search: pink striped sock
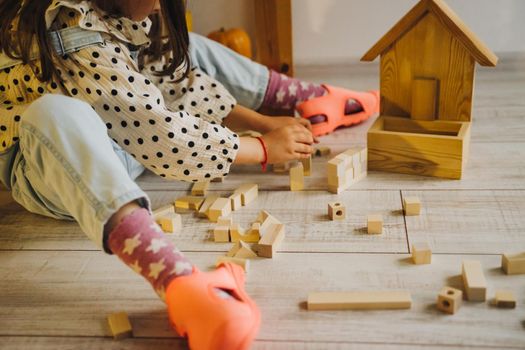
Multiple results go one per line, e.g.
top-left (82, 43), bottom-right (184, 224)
top-left (261, 70), bottom-right (363, 114)
top-left (107, 208), bottom-right (193, 301)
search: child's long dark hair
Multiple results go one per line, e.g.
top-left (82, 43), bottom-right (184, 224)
top-left (0, 0), bottom-right (190, 82)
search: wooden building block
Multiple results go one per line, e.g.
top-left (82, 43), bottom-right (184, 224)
top-left (307, 290), bottom-right (412, 310)
top-left (213, 225), bottom-right (230, 243)
top-left (255, 210), bottom-right (271, 224)
top-left (217, 216), bottom-right (233, 226)
top-left (197, 195), bottom-right (219, 218)
top-left (229, 192), bottom-right (242, 211)
top-left (174, 196), bottom-right (204, 211)
top-left (191, 181), bottom-right (210, 196)
top-left (493, 290), bottom-right (516, 309)
top-left (367, 214), bottom-right (383, 234)
top-left (411, 78), bottom-right (438, 120)
top-left (501, 252), bottom-right (525, 275)
top-left (152, 204), bottom-right (175, 219)
top-left (257, 223), bottom-right (285, 258)
top-left (216, 256), bottom-right (250, 272)
top-left (231, 223), bottom-right (260, 243)
top-left (314, 146), bottom-right (331, 157)
top-left (229, 223), bottom-right (245, 243)
top-left (107, 312), bottom-right (133, 340)
top-left (403, 196), bottom-right (421, 216)
top-left (411, 243), bottom-right (432, 264)
top-left (300, 156), bottom-right (312, 176)
top-left (227, 241), bottom-right (257, 259)
top-left (461, 260), bottom-right (487, 301)
top-left (156, 213), bottom-right (182, 234)
top-left (234, 183), bottom-right (258, 206)
top-left (436, 286), bottom-right (462, 314)
top-left (290, 163), bottom-right (304, 191)
top-left (258, 212), bottom-right (281, 237)
top-left (328, 202), bottom-right (346, 221)
top-left (208, 198), bottom-right (232, 222)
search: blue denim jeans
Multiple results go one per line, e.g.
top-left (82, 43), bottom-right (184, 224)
top-left (0, 33), bottom-right (270, 250)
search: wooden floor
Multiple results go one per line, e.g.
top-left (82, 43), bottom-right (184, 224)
top-left (1, 54), bottom-right (525, 349)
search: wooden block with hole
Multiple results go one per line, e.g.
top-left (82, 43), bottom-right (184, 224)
top-left (234, 183), bottom-right (258, 206)
top-left (461, 260), bottom-right (487, 301)
top-left (174, 196), bottom-right (205, 211)
top-left (231, 223), bottom-right (260, 243)
top-left (436, 286), bottom-right (462, 314)
top-left (229, 192), bottom-right (242, 211)
top-left (501, 252), bottom-right (525, 275)
top-left (257, 223), bottom-right (285, 258)
top-left (107, 312), bottom-right (133, 340)
top-left (213, 225), bottom-right (230, 243)
top-left (156, 213), bottom-right (182, 234)
top-left (307, 290), bottom-right (412, 310)
top-left (411, 243), bottom-right (431, 264)
top-left (197, 194), bottom-right (219, 218)
top-left (328, 202), bottom-right (346, 221)
top-left (367, 214), bottom-right (383, 234)
top-left (208, 197), bottom-right (232, 222)
top-left (403, 196), bottom-right (421, 216)
top-left (300, 156), bottom-right (312, 176)
top-left (290, 163), bottom-right (304, 191)
top-left (493, 290), bottom-right (516, 309)
top-left (216, 256), bottom-right (250, 273)
top-left (229, 223), bottom-right (245, 243)
top-left (191, 181), bottom-right (209, 196)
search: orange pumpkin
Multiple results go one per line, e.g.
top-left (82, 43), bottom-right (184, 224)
top-left (207, 28), bottom-right (252, 59)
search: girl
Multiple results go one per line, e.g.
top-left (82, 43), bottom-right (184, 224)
top-left (0, 0), bottom-right (378, 348)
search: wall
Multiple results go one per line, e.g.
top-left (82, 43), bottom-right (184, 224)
top-left (190, 0), bottom-right (525, 65)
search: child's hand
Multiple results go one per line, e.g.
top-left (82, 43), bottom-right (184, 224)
top-left (261, 124), bottom-right (314, 164)
top-left (261, 115), bottom-right (319, 143)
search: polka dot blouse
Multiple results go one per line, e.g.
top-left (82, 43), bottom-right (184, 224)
top-left (0, 0), bottom-right (239, 182)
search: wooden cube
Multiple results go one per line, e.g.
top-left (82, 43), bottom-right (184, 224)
top-left (501, 252), bottom-right (525, 275)
top-left (462, 260), bottom-right (487, 301)
top-left (208, 198), bottom-right (232, 222)
top-left (403, 196), bottom-right (421, 216)
top-left (290, 163), bottom-right (304, 191)
top-left (107, 312), bottom-right (133, 340)
top-left (156, 213), bottom-right (182, 233)
top-left (367, 214), bottom-right (383, 234)
top-left (213, 225), bottom-right (230, 243)
top-left (411, 243), bottom-right (432, 264)
top-left (191, 181), bottom-right (209, 196)
top-left (493, 290), bottom-right (516, 309)
top-left (436, 287), bottom-right (462, 314)
top-left (328, 202), bottom-right (346, 221)
top-left (257, 223), bottom-right (285, 258)
top-left (216, 256), bottom-right (250, 272)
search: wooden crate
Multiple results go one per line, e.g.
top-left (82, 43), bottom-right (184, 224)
top-left (367, 116), bottom-right (471, 179)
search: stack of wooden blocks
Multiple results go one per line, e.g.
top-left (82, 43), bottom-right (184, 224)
top-left (327, 147), bottom-right (367, 194)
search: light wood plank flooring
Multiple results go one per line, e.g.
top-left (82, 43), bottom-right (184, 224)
top-left (1, 54), bottom-right (524, 349)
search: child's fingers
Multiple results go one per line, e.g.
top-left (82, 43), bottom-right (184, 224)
top-left (294, 143), bottom-right (314, 155)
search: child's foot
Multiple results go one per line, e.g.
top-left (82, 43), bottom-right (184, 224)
top-left (166, 262), bottom-right (260, 350)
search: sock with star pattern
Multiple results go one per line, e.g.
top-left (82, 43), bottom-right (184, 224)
top-left (260, 69), bottom-right (363, 114)
top-left (107, 208), bottom-right (193, 301)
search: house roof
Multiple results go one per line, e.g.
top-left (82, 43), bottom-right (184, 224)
top-left (361, 0), bottom-right (498, 66)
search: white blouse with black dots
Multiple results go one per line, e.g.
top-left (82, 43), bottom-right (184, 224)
top-left (0, 0), bottom-right (239, 182)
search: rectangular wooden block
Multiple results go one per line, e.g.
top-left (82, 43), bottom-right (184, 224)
top-left (328, 202), bottom-right (346, 221)
top-left (216, 256), bottom-right (250, 272)
top-left (411, 78), bottom-right (438, 121)
top-left (501, 252), bottom-right (525, 275)
top-left (229, 192), bottom-right (243, 211)
top-left (436, 286), bottom-right (462, 314)
top-left (208, 198), bottom-right (232, 222)
top-left (462, 260), bottom-right (487, 301)
top-left (197, 195), bottom-right (219, 218)
top-left (107, 312), bottom-right (133, 340)
top-left (174, 196), bottom-right (204, 211)
top-left (258, 211), bottom-right (281, 237)
top-left (290, 163), bottom-right (304, 191)
top-left (403, 196), bottom-right (421, 216)
top-left (493, 290), bottom-right (516, 309)
top-left (411, 243), bottom-right (431, 264)
top-left (213, 225), bottom-right (230, 243)
top-left (191, 181), bottom-right (209, 196)
top-left (367, 214), bottom-right (383, 234)
top-left (152, 204), bottom-right (175, 220)
top-left (307, 290), bottom-right (412, 310)
top-left (300, 156), bottom-right (312, 176)
top-left (156, 213), bottom-right (182, 234)
top-left (234, 183), bottom-right (258, 206)
top-left (257, 223), bottom-right (285, 258)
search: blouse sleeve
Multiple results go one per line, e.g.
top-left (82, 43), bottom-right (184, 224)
top-left (56, 41), bottom-right (239, 182)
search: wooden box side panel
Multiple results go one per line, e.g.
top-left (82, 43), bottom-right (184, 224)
top-left (367, 119), bottom-right (470, 179)
top-left (380, 12), bottom-right (475, 122)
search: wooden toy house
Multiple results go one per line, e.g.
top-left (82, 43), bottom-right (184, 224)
top-left (361, 0), bottom-right (498, 179)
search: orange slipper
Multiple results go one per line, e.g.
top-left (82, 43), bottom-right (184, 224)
top-left (296, 85), bottom-right (380, 137)
top-left (166, 262), bottom-right (261, 350)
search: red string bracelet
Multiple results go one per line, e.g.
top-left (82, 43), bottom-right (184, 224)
top-left (255, 136), bottom-right (268, 172)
